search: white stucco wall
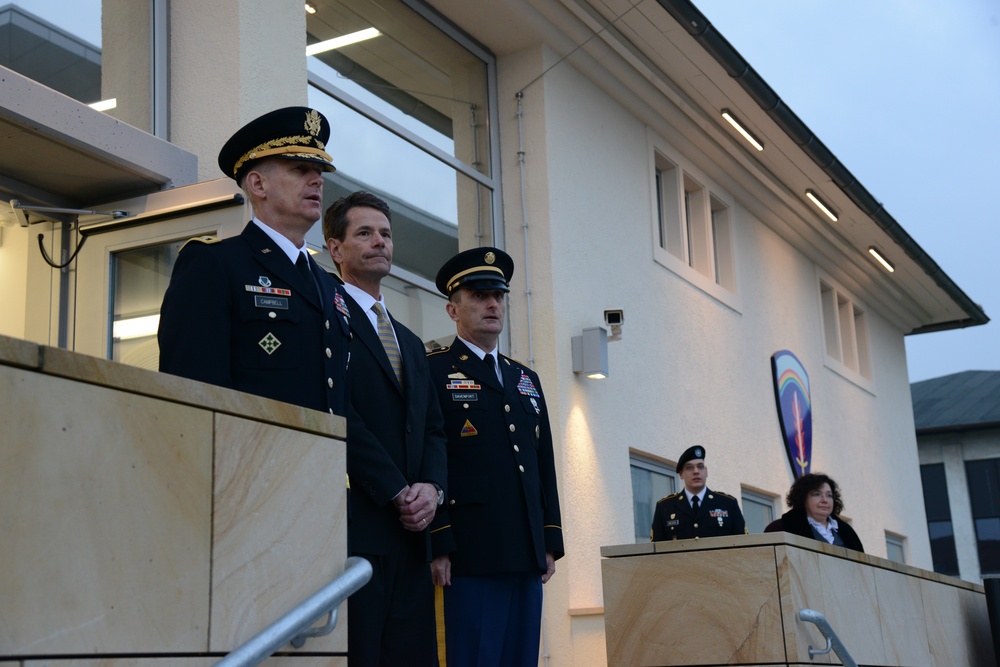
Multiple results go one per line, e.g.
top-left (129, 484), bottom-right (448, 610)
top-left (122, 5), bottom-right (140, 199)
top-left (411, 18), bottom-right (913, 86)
top-left (496, 37), bottom-right (931, 666)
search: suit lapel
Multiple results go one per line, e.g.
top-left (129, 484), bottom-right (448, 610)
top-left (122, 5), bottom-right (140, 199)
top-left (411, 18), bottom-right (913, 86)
top-left (345, 293), bottom-right (402, 393)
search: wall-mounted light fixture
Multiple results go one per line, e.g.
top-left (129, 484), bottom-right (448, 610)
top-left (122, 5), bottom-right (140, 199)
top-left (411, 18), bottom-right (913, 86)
top-left (572, 327), bottom-right (609, 379)
top-left (721, 109), bottom-right (764, 152)
top-left (867, 246), bottom-right (895, 273)
top-left (306, 27), bottom-right (381, 56)
top-left (805, 189), bottom-right (838, 222)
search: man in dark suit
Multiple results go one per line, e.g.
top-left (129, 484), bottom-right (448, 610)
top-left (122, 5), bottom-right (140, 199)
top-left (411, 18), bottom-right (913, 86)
top-left (158, 106), bottom-right (351, 416)
top-left (322, 191), bottom-right (447, 667)
top-left (651, 446), bottom-right (747, 541)
top-left (427, 247), bottom-right (564, 666)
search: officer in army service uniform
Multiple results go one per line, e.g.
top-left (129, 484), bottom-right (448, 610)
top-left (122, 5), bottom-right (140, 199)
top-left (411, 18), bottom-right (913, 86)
top-left (651, 446), bottom-right (747, 541)
top-left (427, 247), bottom-right (564, 667)
top-left (158, 106), bottom-right (351, 416)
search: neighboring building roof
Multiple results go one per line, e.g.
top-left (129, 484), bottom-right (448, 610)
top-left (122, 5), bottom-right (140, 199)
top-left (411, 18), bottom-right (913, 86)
top-left (911, 370), bottom-right (1000, 433)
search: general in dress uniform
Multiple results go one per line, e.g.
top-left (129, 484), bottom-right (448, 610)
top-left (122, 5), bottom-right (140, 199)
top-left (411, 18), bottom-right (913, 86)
top-left (427, 248), bottom-right (563, 667)
top-left (158, 106), bottom-right (351, 416)
top-left (651, 445), bottom-right (747, 541)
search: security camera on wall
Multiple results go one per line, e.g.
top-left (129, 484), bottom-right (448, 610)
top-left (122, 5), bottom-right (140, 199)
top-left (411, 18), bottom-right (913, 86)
top-left (604, 309), bottom-right (623, 340)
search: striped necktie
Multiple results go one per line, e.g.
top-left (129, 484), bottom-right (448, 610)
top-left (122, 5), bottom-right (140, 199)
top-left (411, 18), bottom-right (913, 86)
top-left (372, 302), bottom-right (403, 384)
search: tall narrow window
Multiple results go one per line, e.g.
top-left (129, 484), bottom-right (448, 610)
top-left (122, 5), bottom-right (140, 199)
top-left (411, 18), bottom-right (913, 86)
top-left (966, 458), bottom-right (1000, 574)
top-left (818, 276), bottom-right (873, 383)
top-left (630, 453), bottom-right (677, 543)
top-left (650, 139), bottom-right (738, 308)
top-left (920, 463), bottom-right (959, 576)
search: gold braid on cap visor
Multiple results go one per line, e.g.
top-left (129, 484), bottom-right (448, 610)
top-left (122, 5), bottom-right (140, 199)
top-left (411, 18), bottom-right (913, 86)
top-left (232, 136), bottom-right (333, 175)
top-left (447, 265), bottom-right (506, 293)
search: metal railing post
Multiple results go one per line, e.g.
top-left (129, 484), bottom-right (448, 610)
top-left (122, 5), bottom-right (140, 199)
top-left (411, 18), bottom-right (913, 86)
top-left (798, 608), bottom-right (858, 667)
top-left (214, 556), bottom-right (372, 667)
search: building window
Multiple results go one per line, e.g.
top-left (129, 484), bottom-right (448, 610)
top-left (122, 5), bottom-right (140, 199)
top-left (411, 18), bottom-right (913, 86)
top-left (650, 136), bottom-right (739, 309)
top-left (630, 453), bottom-right (677, 543)
top-left (818, 275), bottom-right (873, 384)
top-left (110, 240), bottom-right (192, 370)
top-left (305, 0), bottom-right (501, 344)
top-left (741, 489), bottom-right (777, 534)
top-left (920, 463), bottom-right (959, 576)
top-left (966, 458), bottom-right (1000, 575)
top-left (885, 533), bottom-right (906, 564)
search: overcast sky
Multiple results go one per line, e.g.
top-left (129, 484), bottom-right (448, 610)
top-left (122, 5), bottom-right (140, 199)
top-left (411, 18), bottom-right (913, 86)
top-left (695, 0), bottom-right (1000, 383)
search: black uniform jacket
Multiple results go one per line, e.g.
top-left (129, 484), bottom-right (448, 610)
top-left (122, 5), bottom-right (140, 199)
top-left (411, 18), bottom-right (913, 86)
top-left (158, 222), bottom-right (350, 415)
top-left (342, 292), bottom-right (447, 558)
top-left (651, 487), bottom-right (747, 541)
top-left (764, 507), bottom-right (865, 553)
top-left (427, 339), bottom-right (564, 576)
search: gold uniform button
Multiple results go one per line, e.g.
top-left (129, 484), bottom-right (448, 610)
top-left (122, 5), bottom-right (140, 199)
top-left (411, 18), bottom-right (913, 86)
top-left (326, 348), bottom-right (332, 358)
top-left (463, 403), bottom-right (469, 409)
top-left (509, 424), bottom-right (516, 432)
top-left (327, 378), bottom-right (334, 388)
top-left (268, 311), bottom-right (277, 319)
top-left (694, 523), bottom-right (699, 528)
top-left (504, 405), bottom-right (511, 413)
top-left (518, 465), bottom-right (525, 473)
top-left (449, 499), bottom-right (456, 506)
top-left (513, 445), bottom-right (520, 452)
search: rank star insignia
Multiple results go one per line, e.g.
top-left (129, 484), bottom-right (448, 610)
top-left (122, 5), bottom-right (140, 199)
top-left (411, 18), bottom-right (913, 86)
top-left (259, 332), bottom-right (281, 355)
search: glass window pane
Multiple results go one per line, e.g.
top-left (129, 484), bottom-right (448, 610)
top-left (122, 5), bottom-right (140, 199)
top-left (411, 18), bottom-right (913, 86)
top-left (975, 518), bottom-right (1000, 574)
top-left (306, 0), bottom-right (491, 176)
top-left (927, 520), bottom-right (959, 576)
top-left (920, 463), bottom-right (952, 522)
top-left (885, 535), bottom-right (905, 564)
top-left (630, 457), bottom-right (675, 543)
top-left (966, 459), bottom-right (1000, 518)
top-left (741, 492), bottom-right (774, 534)
top-left (111, 239), bottom-right (188, 370)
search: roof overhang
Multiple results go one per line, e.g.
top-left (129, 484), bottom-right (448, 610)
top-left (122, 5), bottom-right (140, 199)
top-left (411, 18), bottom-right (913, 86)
top-left (432, 0), bottom-right (988, 334)
top-left (0, 65), bottom-right (197, 209)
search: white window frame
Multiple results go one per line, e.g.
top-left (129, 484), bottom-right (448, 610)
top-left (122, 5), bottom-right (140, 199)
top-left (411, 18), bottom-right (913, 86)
top-left (649, 130), bottom-right (740, 311)
top-left (817, 270), bottom-right (874, 391)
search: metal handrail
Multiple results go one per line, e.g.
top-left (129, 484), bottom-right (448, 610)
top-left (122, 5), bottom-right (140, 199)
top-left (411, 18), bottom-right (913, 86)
top-left (214, 556), bottom-right (372, 667)
top-left (798, 608), bottom-right (858, 667)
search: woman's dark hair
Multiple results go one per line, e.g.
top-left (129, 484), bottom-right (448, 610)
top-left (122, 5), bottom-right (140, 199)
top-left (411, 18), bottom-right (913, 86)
top-left (786, 472), bottom-right (844, 516)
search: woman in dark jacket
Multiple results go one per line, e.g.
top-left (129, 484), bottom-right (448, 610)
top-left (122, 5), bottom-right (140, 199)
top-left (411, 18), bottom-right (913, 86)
top-left (765, 473), bottom-right (864, 553)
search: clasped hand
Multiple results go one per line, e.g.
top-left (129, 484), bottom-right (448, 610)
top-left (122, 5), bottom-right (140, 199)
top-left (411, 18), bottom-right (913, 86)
top-left (394, 482), bottom-right (437, 531)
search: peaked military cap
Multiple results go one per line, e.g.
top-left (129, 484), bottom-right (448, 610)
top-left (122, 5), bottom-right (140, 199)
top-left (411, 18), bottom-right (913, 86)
top-left (218, 106), bottom-right (336, 182)
top-left (435, 247), bottom-right (514, 297)
top-left (676, 445), bottom-right (706, 473)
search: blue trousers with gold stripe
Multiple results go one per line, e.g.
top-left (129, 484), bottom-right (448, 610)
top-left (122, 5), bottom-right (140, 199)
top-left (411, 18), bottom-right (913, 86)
top-left (438, 572), bottom-right (542, 667)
